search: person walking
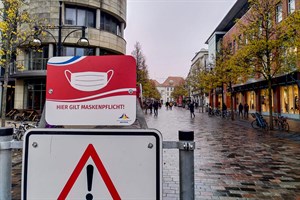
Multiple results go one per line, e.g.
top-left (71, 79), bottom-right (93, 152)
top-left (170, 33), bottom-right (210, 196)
top-left (166, 101), bottom-right (170, 110)
top-left (153, 100), bottom-right (159, 117)
top-left (189, 102), bottom-right (195, 118)
top-left (244, 103), bottom-right (249, 119)
top-left (169, 102), bottom-right (173, 110)
top-left (222, 103), bottom-right (227, 118)
top-left (238, 103), bottom-right (244, 118)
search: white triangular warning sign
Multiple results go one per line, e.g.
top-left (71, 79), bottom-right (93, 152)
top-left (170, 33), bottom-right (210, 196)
top-left (57, 144), bottom-right (121, 200)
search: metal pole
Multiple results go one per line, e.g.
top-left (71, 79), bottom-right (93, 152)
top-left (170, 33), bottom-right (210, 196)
top-left (178, 130), bottom-right (195, 200)
top-left (57, 1), bottom-right (63, 56)
top-left (0, 128), bottom-right (13, 200)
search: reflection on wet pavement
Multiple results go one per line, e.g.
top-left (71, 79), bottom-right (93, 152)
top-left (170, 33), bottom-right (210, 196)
top-left (146, 107), bottom-right (300, 200)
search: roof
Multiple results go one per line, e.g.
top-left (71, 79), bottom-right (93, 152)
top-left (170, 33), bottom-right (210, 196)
top-left (150, 79), bottom-right (161, 87)
top-left (205, 0), bottom-right (249, 44)
top-left (191, 48), bottom-right (208, 62)
top-left (160, 76), bottom-right (185, 87)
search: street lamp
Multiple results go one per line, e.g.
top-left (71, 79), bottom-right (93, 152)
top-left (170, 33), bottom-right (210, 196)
top-left (32, 1), bottom-right (89, 56)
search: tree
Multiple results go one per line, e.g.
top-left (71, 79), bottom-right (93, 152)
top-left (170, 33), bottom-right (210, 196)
top-left (214, 41), bottom-right (246, 120)
top-left (171, 81), bottom-right (188, 103)
top-left (280, 9), bottom-right (300, 60)
top-left (131, 42), bottom-right (160, 100)
top-left (143, 80), bottom-right (161, 100)
top-left (235, 0), bottom-right (292, 129)
top-left (186, 59), bottom-right (209, 112)
top-left (280, 9), bottom-right (300, 88)
top-left (131, 42), bottom-right (148, 85)
top-left (0, 0), bottom-right (44, 127)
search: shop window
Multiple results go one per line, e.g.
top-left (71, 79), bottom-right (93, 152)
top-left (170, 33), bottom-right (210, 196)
top-left (281, 85), bottom-right (299, 114)
top-left (293, 85), bottom-right (299, 114)
top-left (282, 87), bottom-right (289, 113)
top-left (261, 89), bottom-right (273, 113)
top-left (247, 91), bottom-right (256, 110)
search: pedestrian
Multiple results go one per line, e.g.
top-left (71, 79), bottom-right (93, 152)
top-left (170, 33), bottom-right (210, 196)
top-left (169, 102), bottom-right (173, 110)
top-left (238, 103), bottom-right (243, 118)
top-left (145, 99), bottom-right (151, 114)
top-left (166, 101), bottom-right (169, 110)
top-left (153, 100), bottom-right (159, 116)
top-left (244, 103), bottom-right (249, 119)
top-left (222, 103), bottom-right (227, 118)
top-left (189, 102), bottom-right (195, 118)
top-left (149, 100), bottom-right (153, 114)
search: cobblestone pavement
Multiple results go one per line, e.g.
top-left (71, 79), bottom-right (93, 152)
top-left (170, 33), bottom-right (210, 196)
top-left (145, 107), bottom-right (300, 200)
top-left (10, 107), bottom-right (300, 199)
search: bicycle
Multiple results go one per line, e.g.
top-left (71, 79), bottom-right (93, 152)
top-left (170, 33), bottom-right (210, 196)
top-left (251, 112), bottom-right (269, 131)
top-left (7, 121), bottom-right (37, 141)
top-left (273, 115), bottom-right (289, 132)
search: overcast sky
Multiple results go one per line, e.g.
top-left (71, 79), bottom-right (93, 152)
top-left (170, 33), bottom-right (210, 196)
top-left (125, 0), bottom-right (237, 83)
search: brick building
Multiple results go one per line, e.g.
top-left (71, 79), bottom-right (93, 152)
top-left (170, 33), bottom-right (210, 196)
top-left (206, 0), bottom-right (300, 119)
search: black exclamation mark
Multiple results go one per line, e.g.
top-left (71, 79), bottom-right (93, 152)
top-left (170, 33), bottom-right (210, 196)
top-left (86, 164), bottom-right (94, 200)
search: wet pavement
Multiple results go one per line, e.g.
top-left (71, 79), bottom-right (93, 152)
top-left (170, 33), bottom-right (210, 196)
top-left (10, 107), bottom-right (300, 199)
top-left (145, 107), bottom-right (300, 200)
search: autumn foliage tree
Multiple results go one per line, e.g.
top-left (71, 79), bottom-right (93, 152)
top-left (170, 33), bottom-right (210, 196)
top-left (280, 9), bottom-right (300, 71)
top-left (213, 41), bottom-right (246, 120)
top-left (131, 42), bottom-right (160, 100)
top-left (0, 0), bottom-right (44, 126)
top-left (234, 0), bottom-right (294, 129)
top-left (171, 81), bottom-right (188, 103)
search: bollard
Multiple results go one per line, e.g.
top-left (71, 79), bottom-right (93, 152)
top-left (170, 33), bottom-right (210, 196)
top-left (0, 128), bottom-right (13, 200)
top-left (178, 130), bottom-right (195, 200)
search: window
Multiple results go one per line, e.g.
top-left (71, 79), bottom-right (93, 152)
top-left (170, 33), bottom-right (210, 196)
top-left (65, 6), bottom-right (96, 27)
top-left (64, 47), bottom-right (95, 56)
top-left (238, 35), bottom-right (242, 49)
top-left (24, 80), bottom-right (46, 111)
top-left (100, 12), bottom-right (122, 36)
top-left (228, 42), bottom-right (232, 54)
top-left (276, 3), bottom-right (282, 23)
top-left (288, 0), bottom-right (295, 14)
top-left (25, 47), bottom-right (49, 71)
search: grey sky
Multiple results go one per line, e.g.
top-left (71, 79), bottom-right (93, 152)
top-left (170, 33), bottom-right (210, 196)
top-left (125, 0), bottom-right (237, 83)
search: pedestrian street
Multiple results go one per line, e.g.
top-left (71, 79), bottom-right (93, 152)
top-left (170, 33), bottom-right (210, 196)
top-left (145, 106), bottom-right (300, 200)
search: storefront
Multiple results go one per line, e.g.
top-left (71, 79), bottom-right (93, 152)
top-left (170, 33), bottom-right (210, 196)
top-left (233, 72), bottom-right (300, 119)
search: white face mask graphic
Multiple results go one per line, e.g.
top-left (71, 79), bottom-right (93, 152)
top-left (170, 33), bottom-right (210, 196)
top-left (65, 70), bottom-right (114, 92)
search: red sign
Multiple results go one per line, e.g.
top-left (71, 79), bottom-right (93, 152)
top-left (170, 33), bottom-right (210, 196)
top-left (45, 56), bottom-right (136, 126)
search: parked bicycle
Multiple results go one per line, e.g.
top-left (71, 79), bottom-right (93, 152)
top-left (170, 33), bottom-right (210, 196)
top-left (7, 121), bottom-right (38, 141)
top-left (251, 112), bottom-right (269, 131)
top-left (208, 107), bottom-right (222, 117)
top-left (273, 115), bottom-right (289, 132)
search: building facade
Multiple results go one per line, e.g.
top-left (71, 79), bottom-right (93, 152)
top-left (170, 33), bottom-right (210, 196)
top-left (1, 0), bottom-right (127, 114)
top-left (205, 0), bottom-right (300, 119)
top-left (155, 76), bottom-right (185, 104)
top-left (187, 48), bottom-right (209, 106)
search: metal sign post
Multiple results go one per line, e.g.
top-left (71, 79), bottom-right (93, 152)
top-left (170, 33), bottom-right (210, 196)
top-left (0, 128), bottom-right (13, 200)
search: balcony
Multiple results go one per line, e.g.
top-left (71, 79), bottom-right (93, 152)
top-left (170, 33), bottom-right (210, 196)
top-left (9, 58), bottom-right (48, 78)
